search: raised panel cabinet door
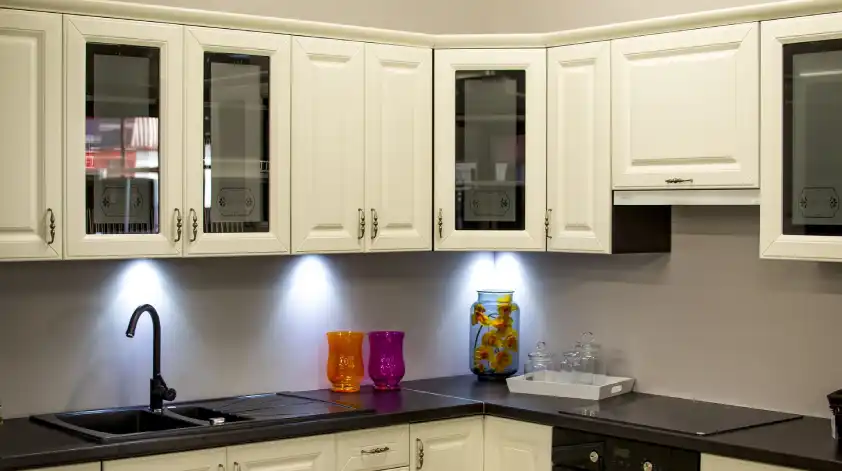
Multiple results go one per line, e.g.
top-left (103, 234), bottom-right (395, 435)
top-left (184, 26), bottom-right (291, 256)
top-left (291, 36), bottom-right (365, 254)
top-left (434, 49), bottom-right (546, 251)
top-left (64, 16), bottom-right (184, 259)
top-left (760, 12), bottom-right (842, 262)
top-left (104, 448), bottom-right (226, 471)
top-left (701, 454), bottom-right (798, 471)
top-left (612, 23), bottom-right (759, 189)
top-left (38, 465), bottom-right (101, 471)
top-left (365, 43), bottom-right (432, 252)
top-left (336, 424), bottom-right (410, 471)
top-left (228, 434), bottom-right (336, 471)
top-left (483, 417), bottom-right (551, 471)
top-left (409, 417), bottom-right (483, 471)
top-left (0, 9), bottom-right (62, 260)
top-left (547, 41), bottom-right (611, 254)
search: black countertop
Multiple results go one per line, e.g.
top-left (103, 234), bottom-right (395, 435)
top-left (403, 376), bottom-right (842, 471)
top-left (2, 376), bottom-right (841, 471)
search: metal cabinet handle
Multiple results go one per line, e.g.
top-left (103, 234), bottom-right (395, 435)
top-left (437, 209), bottom-right (443, 238)
top-left (665, 178), bottom-right (693, 184)
top-left (46, 208), bottom-right (56, 245)
top-left (189, 208), bottom-right (198, 242)
top-left (174, 208), bottom-right (183, 243)
top-left (416, 438), bottom-right (424, 470)
top-left (371, 209), bottom-right (379, 240)
top-left (233, 463), bottom-right (240, 471)
top-left (545, 209), bottom-right (552, 239)
top-left (358, 208), bottom-right (366, 240)
top-left (218, 465), bottom-right (224, 471)
top-left (361, 446), bottom-right (390, 455)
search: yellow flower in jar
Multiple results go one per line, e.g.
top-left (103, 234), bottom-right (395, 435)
top-left (491, 350), bottom-right (513, 371)
top-left (473, 362), bottom-right (486, 373)
top-left (472, 304), bottom-right (489, 326)
top-left (497, 303), bottom-right (513, 318)
top-left (503, 333), bottom-right (518, 352)
top-left (482, 331), bottom-right (502, 348)
top-left (496, 294), bottom-right (512, 304)
top-left (474, 345), bottom-right (493, 362)
top-left (490, 315), bottom-right (513, 333)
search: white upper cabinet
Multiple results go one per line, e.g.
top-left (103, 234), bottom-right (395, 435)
top-left (409, 417), bottom-right (483, 471)
top-left (434, 49), bottom-right (546, 251)
top-left (760, 12), bottom-right (842, 262)
top-left (365, 44), bottom-right (432, 252)
top-left (64, 16), bottom-right (184, 259)
top-left (0, 9), bottom-right (62, 261)
top-left (291, 37), bottom-right (365, 254)
top-left (547, 41), bottom-right (612, 253)
top-left (229, 435), bottom-right (336, 471)
top-left (612, 23), bottom-right (759, 189)
top-left (483, 417), bottom-right (551, 471)
top-left (104, 448), bottom-right (226, 471)
top-left (184, 26), bottom-right (291, 256)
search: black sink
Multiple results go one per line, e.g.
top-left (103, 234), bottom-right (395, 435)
top-left (32, 408), bottom-right (204, 443)
top-left (167, 406), bottom-right (251, 425)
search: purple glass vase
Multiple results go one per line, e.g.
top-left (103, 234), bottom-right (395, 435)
top-left (368, 331), bottom-right (406, 390)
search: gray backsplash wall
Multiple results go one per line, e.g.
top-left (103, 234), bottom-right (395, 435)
top-left (1, 207), bottom-right (841, 418)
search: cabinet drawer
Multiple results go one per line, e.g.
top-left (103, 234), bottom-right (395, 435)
top-left (337, 425), bottom-right (410, 471)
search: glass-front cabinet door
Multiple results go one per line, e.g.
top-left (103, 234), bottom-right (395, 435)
top-left (434, 49), bottom-right (546, 250)
top-left (64, 16), bottom-right (183, 258)
top-left (184, 27), bottom-right (290, 256)
top-left (761, 12), bottom-right (842, 261)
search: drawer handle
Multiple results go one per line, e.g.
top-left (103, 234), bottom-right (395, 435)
top-left (416, 438), bottom-right (424, 469)
top-left (361, 446), bottom-right (390, 455)
top-left (665, 178), bottom-right (693, 184)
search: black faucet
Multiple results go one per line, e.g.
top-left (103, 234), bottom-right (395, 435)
top-left (126, 304), bottom-right (177, 412)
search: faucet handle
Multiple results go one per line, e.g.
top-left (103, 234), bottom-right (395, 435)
top-left (164, 387), bottom-right (177, 402)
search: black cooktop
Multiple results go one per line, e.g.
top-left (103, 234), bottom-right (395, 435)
top-left (560, 393), bottom-right (802, 436)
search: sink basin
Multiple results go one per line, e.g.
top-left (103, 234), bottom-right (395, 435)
top-left (167, 406), bottom-right (251, 425)
top-left (31, 408), bottom-right (204, 443)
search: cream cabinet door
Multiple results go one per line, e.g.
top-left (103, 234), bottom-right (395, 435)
top-left (229, 434), bottom-right (336, 471)
top-left (410, 417), bottom-right (483, 471)
top-left (365, 43), bottom-right (432, 252)
top-left (0, 9), bottom-right (62, 260)
top-left (64, 16), bottom-right (184, 259)
top-left (547, 41), bottom-right (612, 254)
top-left (701, 454), bottom-right (800, 471)
top-left (104, 448), bottom-right (226, 471)
top-left (484, 417), bottom-right (551, 471)
top-left (336, 424), bottom-right (410, 471)
top-left (184, 26), bottom-right (291, 256)
top-left (291, 36), bottom-right (365, 254)
top-left (612, 23), bottom-right (759, 189)
top-left (434, 49), bottom-right (546, 251)
top-left (38, 465), bottom-right (101, 471)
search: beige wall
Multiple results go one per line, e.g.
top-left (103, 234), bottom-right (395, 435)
top-left (137, 0), bottom-right (787, 33)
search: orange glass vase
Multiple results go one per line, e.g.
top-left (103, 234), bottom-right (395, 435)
top-left (326, 331), bottom-right (365, 392)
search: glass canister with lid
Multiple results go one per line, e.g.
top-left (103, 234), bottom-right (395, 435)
top-left (524, 341), bottom-right (555, 380)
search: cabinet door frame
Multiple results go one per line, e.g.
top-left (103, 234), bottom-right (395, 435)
top-left (103, 447), bottom-right (226, 471)
top-left (760, 12), bottom-right (842, 261)
top-left (228, 434), bottom-right (336, 471)
top-left (612, 23), bottom-right (759, 189)
top-left (365, 43), bottom-right (432, 252)
top-left (64, 15), bottom-right (184, 259)
top-left (434, 48), bottom-right (547, 251)
top-left (183, 26), bottom-right (291, 256)
top-left (483, 417), bottom-right (551, 471)
top-left (0, 9), bottom-right (62, 260)
top-left (291, 36), bottom-right (365, 254)
top-left (547, 41), bottom-right (612, 253)
top-left (409, 417), bottom-right (483, 471)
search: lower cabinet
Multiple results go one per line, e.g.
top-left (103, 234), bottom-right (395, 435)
top-left (38, 466), bottom-right (101, 471)
top-left (336, 424), bottom-right (410, 471)
top-left (483, 417), bottom-right (551, 471)
top-left (229, 435), bottom-right (336, 471)
top-left (410, 417), bottom-right (483, 471)
top-left (701, 455), bottom-right (800, 471)
top-left (104, 447), bottom-right (226, 471)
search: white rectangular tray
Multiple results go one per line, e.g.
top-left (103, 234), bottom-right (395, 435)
top-left (506, 370), bottom-right (635, 400)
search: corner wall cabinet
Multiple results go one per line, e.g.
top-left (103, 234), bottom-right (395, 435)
top-left (611, 23), bottom-right (760, 190)
top-left (760, 11), bottom-right (842, 262)
top-left (0, 9), bottom-right (62, 260)
top-left (434, 49), bottom-right (547, 251)
top-left (64, 15), bottom-right (184, 259)
top-left (546, 41), bottom-right (612, 253)
top-left (183, 26), bottom-right (291, 257)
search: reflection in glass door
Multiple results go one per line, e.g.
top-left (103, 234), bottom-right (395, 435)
top-left (455, 70), bottom-right (526, 231)
top-left (85, 44), bottom-right (160, 235)
top-left (203, 52), bottom-right (270, 234)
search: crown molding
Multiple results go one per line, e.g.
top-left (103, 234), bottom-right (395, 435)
top-left (2, 0), bottom-right (842, 49)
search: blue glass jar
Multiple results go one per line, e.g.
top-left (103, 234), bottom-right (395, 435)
top-left (470, 290), bottom-right (519, 380)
